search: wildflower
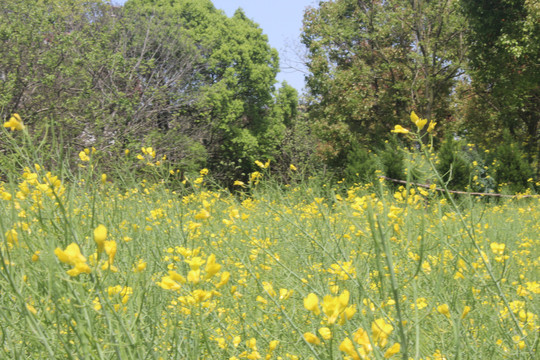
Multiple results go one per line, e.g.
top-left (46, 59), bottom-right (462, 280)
top-left (268, 340), bottom-right (279, 351)
top-left (3, 113), bottom-right (24, 131)
top-left (102, 240), bottom-right (117, 272)
top-left (384, 343), bottom-right (401, 358)
top-left (5, 229), bottom-right (18, 246)
top-left (54, 243), bottom-right (91, 276)
top-left (233, 180), bottom-right (246, 187)
top-left (31, 251), bottom-right (40, 262)
top-left (372, 318), bottom-right (393, 347)
top-left (290, 164), bottom-right (297, 171)
top-left (216, 271), bottom-right (230, 288)
top-left (255, 160), bottom-right (270, 169)
top-left (490, 242), bottom-right (505, 256)
top-left (352, 328), bottom-right (373, 354)
top-left (321, 290), bottom-right (350, 324)
top-left (437, 303), bottom-right (450, 317)
top-left (391, 125), bottom-right (409, 134)
top-left (461, 306), bottom-right (471, 319)
top-left (79, 151), bottom-right (90, 162)
top-left (339, 337), bottom-right (360, 360)
top-left (158, 275), bottom-right (181, 291)
top-left (318, 327), bottom-right (332, 340)
top-left (304, 293), bottom-right (321, 315)
top-left (410, 111), bottom-right (427, 130)
top-left (26, 304), bottom-right (38, 315)
top-left (304, 332), bottom-right (320, 345)
top-left (93, 224), bottom-right (107, 252)
top-left (427, 120), bottom-right (437, 133)
top-left (204, 254), bottom-right (221, 279)
top-left (194, 209), bottom-right (210, 220)
top-left (250, 171), bottom-right (262, 184)
top-left (133, 259), bottom-right (147, 273)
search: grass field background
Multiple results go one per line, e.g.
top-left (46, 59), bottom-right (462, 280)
top-left (0, 122), bottom-right (538, 359)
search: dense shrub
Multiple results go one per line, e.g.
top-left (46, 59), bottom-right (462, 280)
top-left (492, 132), bottom-right (534, 193)
top-left (436, 135), bottom-right (472, 190)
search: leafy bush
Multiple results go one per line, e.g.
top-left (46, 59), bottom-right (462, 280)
top-left (344, 145), bottom-right (378, 183)
top-left (492, 131), bottom-right (534, 193)
top-left (436, 135), bottom-right (472, 190)
top-left (379, 138), bottom-right (405, 181)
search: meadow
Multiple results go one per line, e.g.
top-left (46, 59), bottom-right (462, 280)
top-left (0, 116), bottom-right (538, 360)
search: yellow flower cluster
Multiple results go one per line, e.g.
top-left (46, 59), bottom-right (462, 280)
top-left (3, 113), bottom-right (24, 131)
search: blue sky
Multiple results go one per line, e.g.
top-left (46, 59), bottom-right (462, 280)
top-left (112, 0), bottom-right (315, 92)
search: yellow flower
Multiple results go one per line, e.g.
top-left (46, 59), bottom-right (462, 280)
top-left (79, 151), bottom-right (90, 162)
top-left (133, 259), bottom-right (147, 273)
top-left (391, 125), bottom-right (409, 134)
top-left (216, 271), bottom-right (230, 288)
top-left (384, 343), bottom-right (401, 358)
top-left (437, 303), bottom-right (450, 317)
top-left (290, 164), bottom-right (297, 171)
top-left (204, 254), bottom-right (221, 279)
top-left (427, 120), bottom-right (437, 132)
top-left (490, 242), bottom-right (505, 256)
top-left (339, 337), bottom-right (360, 360)
top-left (158, 276), bottom-right (181, 291)
top-left (461, 305), bottom-right (471, 319)
top-left (352, 328), bottom-right (373, 354)
top-left (320, 290), bottom-right (350, 324)
top-left (54, 243), bottom-right (91, 276)
top-left (103, 240), bottom-right (117, 269)
top-left (268, 340), bottom-right (279, 351)
top-left (410, 111), bottom-right (428, 130)
top-left (304, 293), bottom-right (321, 315)
top-left (233, 180), bottom-right (246, 187)
top-left (250, 171), bottom-right (262, 184)
top-left (318, 327), bottom-right (332, 340)
top-left (31, 251), bottom-right (41, 262)
top-left (3, 113), bottom-right (24, 131)
top-left (5, 229), bottom-right (18, 246)
top-left (372, 318), bottom-right (394, 347)
top-left (303, 332), bottom-right (320, 345)
top-left (93, 224), bottom-right (107, 252)
top-left (194, 209), bottom-right (210, 220)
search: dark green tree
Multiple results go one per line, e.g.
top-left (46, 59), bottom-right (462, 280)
top-left (301, 0), bottom-right (467, 166)
top-left (460, 0), bottom-right (540, 176)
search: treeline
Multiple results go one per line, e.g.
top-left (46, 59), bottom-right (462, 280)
top-left (1, 0), bottom-right (538, 192)
top-left (0, 0), bottom-right (298, 183)
top-left (301, 0), bottom-right (539, 193)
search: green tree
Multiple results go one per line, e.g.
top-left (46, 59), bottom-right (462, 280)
top-left (459, 0), bottom-right (540, 176)
top-left (125, 0), bottom-right (286, 178)
top-left (301, 0), bottom-right (467, 165)
top-left (0, 0), bottom-right (207, 175)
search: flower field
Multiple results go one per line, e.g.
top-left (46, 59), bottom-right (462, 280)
top-left (0, 116), bottom-right (538, 360)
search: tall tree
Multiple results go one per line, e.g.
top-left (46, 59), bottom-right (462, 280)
top-left (301, 0), bottom-right (466, 164)
top-left (460, 0), bottom-right (540, 175)
top-left (125, 0), bottom-right (285, 176)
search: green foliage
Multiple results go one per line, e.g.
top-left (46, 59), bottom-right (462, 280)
top-left (125, 0), bottom-right (284, 175)
top-left (492, 131), bottom-right (534, 193)
top-left (301, 0), bottom-right (467, 165)
top-left (436, 135), bottom-right (472, 190)
top-left (344, 145), bottom-right (378, 183)
top-left (0, 0), bottom-right (294, 182)
top-left (459, 0), bottom-right (540, 175)
top-left (379, 139), bottom-right (405, 182)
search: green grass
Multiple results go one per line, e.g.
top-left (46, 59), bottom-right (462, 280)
top-left (0, 125), bottom-right (538, 360)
